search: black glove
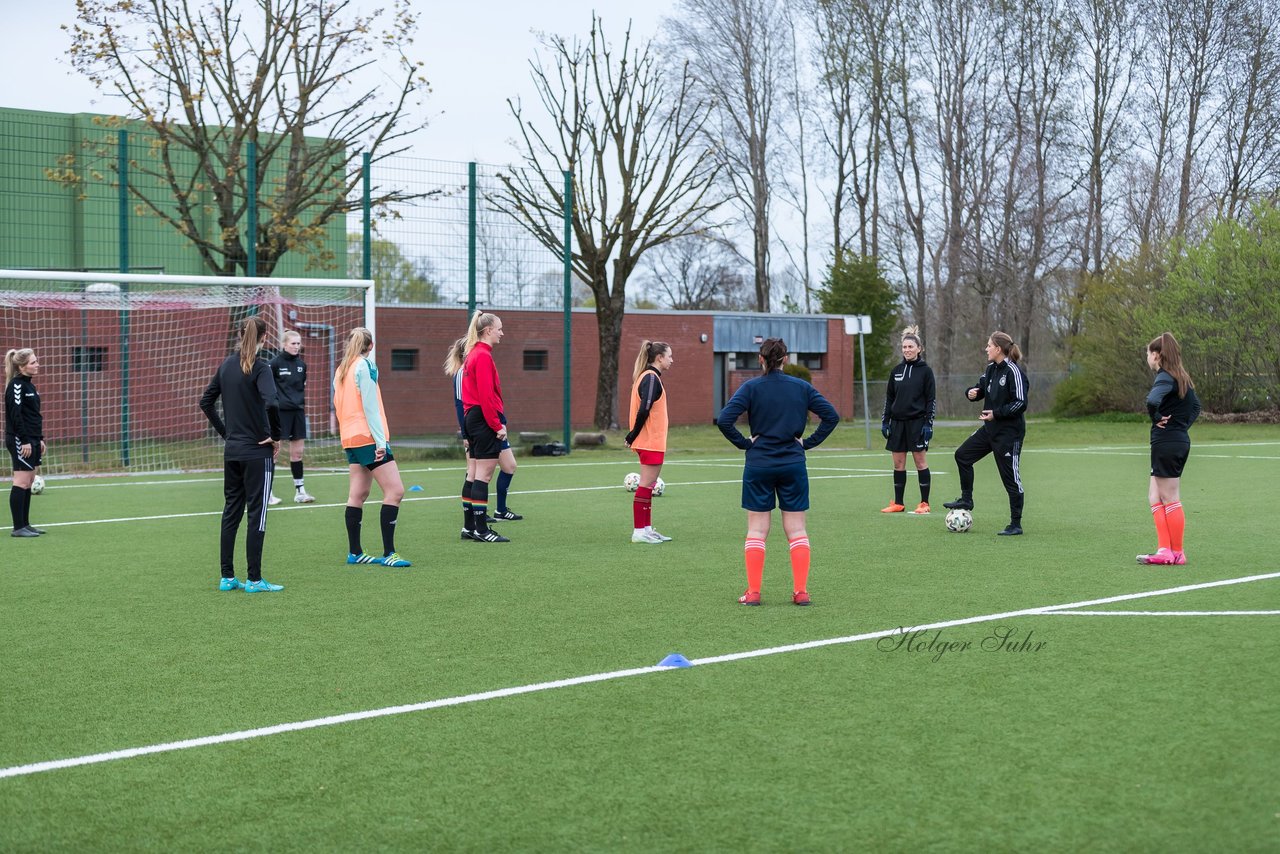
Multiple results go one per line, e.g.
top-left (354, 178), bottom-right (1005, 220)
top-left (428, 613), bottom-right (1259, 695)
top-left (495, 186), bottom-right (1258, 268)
top-left (881, 420), bottom-right (891, 439)
top-left (922, 422), bottom-right (933, 443)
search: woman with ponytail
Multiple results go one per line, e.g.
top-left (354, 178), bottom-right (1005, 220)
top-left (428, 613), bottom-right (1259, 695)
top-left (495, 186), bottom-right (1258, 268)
top-left (1137, 332), bottom-right (1201, 565)
top-left (717, 338), bottom-right (839, 606)
top-left (943, 331), bottom-right (1030, 535)
top-left (625, 340), bottom-right (675, 544)
top-left (333, 327), bottom-right (412, 566)
top-left (199, 316), bottom-right (285, 591)
top-left (5, 348), bottom-right (45, 537)
top-left (879, 325), bottom-right (937, 515)
top-left (460, 311), bottom-right (511, 543)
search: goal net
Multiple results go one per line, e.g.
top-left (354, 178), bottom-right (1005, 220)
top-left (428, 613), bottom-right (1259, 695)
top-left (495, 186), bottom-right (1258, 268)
top-left (0, 270), bottom-right (373, 476)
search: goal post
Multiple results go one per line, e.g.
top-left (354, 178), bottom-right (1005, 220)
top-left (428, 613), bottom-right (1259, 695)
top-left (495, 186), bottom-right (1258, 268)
top-left (0, 269), bottom-right (374, 476)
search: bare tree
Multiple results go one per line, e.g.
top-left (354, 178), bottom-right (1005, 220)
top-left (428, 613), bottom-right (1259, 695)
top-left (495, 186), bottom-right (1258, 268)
top-left (493, 17), bottom-right (721, 429)
top-left (637, 232), bottom-right (752, 310)
top-left (1217, 0), bottom-right (1280, 219)
top-left (665, 0), bottom-right (790, 311)
top-left (65, 0), bottom-right (430, 277)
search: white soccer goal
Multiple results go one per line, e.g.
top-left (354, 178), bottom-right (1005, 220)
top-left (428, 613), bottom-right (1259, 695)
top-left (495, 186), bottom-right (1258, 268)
top-left (0, 270), bottom-right (374, 476)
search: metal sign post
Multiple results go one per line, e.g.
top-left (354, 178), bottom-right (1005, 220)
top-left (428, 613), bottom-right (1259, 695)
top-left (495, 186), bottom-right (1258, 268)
top-left (843, 315), bottom-right (873, 449)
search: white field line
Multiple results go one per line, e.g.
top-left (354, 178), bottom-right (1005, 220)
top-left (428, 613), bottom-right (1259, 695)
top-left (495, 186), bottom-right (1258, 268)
top-left (1044, 610), bottom-right (1280, 617)
top-left (35, 473), bottom-right (899, 529)
top-left (1, 571), bottom-right (1276, 782)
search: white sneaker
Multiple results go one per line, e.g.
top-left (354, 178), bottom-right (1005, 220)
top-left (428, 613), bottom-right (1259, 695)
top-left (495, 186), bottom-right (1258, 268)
top-left (294, 490), bottom-right (316, 504)
top-left (648, 528), bottom-right (673, 542)
top-left (631, 529), bottom-right (664, 544)
top-left (268, 493), bottom-right (282, 506)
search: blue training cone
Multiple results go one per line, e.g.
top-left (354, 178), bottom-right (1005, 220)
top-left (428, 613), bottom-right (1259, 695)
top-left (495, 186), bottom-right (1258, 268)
top-left (658, 653), bottom-right (693, 668)
top-left (408, 485), bottom-right (424, 492)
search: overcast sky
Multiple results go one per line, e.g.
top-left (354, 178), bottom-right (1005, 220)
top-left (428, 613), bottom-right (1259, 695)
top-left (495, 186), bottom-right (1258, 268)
top-left (2, 0), bottom-right (676, 166)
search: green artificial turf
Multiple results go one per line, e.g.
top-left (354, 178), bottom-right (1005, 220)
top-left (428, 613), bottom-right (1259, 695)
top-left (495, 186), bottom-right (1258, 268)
top-left (1, 421), bottom-right (1278, 851)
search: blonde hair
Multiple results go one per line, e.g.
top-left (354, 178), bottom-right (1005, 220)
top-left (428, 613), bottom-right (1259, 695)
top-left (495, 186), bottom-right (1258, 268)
top-left (281, 330), bottom-right (302, 346)
top-left (901, 324), bottom-right (924, 354)
top-left (989, 331), bottom-right (1022, 364)
top-left (442, 336), bottom-right (467, 377)
top-left (5, 348), bottom-right (35, 384)
top-left (633, 340), bottom-right (671, 381)
top-left (337, 327), bottom-right (373, 383)
top-left (464, 311), bottom-right (501, 354)
top-left (1148, 331), bottom-right (1194, 398)
top-left (238, 316), bottom-right (268, 374)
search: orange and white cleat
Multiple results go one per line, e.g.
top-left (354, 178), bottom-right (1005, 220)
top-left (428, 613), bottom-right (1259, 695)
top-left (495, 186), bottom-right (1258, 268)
top-left (880, 503), bottom-right (906, 513)
top-left (911, 502), bottom-right (931, 515)
top-left (738, 590), bottom-right (762, 606)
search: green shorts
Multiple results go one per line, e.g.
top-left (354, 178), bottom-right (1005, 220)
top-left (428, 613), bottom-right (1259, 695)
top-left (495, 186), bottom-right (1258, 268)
top-left (345, 444), bottom-right (394, 469)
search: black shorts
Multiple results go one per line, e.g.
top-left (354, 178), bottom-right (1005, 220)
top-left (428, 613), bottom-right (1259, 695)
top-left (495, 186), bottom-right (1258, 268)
top-left (8, 436), bottom-right (41, 471)
top-left (464, 407), bottom-right (503, 460)
top-left (885, 416), bottom-right (929, 453)
top-left (279, 410), bottom-right (308, 441)
top-left (1151, 441), bottom-right (1190, 478)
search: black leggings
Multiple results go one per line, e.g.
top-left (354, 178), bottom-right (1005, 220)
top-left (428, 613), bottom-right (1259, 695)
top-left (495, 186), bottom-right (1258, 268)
top-left (954, 427), bottom-right (1024, 523)
top-left (221, 457), bottom-right (274, 581)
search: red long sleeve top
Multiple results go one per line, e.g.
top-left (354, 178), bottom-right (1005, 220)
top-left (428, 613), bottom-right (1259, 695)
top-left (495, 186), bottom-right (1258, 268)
top-left (460, 341), bottom-right (504, 432)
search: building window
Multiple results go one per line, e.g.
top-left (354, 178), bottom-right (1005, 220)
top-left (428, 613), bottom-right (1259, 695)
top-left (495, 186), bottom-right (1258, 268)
top-left (523, 349), bottom-right (549, 371)
top-left (797, 353), bottom-right (823, 371)
top-left (72, 346), bottom-right (107, 373)
top-left (390, 349), bottom-right (418, 371)
top-left (730, 352), bottom-right (758, 370)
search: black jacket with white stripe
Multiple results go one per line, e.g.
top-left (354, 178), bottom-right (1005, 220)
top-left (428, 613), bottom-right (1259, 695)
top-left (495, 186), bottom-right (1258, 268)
top-left (881, 357), bottom-right (937, 423)
top-left (967, 359), bottom-right (1028, 438)
top-left (4, 376), bottom-right (42, 444)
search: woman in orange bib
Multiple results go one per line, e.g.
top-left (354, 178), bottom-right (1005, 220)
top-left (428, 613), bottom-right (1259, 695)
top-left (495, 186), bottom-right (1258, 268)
top-left (624, 340), bottom-right (673, 544)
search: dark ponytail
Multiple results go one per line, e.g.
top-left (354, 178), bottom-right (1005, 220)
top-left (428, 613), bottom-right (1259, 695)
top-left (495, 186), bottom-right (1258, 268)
top-left (760, 338), bottom-right (788, 372)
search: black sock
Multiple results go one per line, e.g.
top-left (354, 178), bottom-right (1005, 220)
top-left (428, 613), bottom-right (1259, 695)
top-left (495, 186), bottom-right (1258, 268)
top-left (471, 481), bottom-right (490, 534)
top-left (918, 468), bottom-right (931, 503)
top-left (10, 486), bottom-right (23, 530)
top-left (893, 470), bottom-right (907, 504)
top-left (21, 487), bottom-right (32, 529)
top-left (496, 470), bottom-right (513, 513)
top-left (291, 460), bottom-right (304, 487)
top-left (345, 505), bottom-right (363, 554)
top-left (380, 504), bottom-right (399, 555)
top-left (462, 479), bottom-right (474, 531)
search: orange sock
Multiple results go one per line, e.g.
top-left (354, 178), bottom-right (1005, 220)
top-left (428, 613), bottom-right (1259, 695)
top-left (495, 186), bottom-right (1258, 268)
top-left (1165, 502), bottom-right (1185, 552)
top-left (744, 538), bottom-right (766, 594)
top-left (1151, 503), bottom-right (1170, 551)
top-left (788, 536), bottom-right (811, 593)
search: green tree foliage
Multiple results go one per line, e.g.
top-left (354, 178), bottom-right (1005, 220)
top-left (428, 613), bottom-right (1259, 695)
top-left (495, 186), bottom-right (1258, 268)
top-left (347, 234), bottom-right (441, 304)
top-left (1161, 203), bottom-right (1280, 411)
top-left (815, 255), bottom-right (899, 379)
top-left (782, 362), bottom-right (812, 383)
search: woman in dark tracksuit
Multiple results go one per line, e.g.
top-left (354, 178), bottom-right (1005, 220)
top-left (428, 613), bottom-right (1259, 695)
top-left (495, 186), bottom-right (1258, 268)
top-left (200, 316), bottom-right (284, 592)
top-left (5, 348), bottom-right (45, 537)
top-left (1137, 332), bottom-right (1200, 566)
top-left (943, 331), bottom-right (1029, 536)
top-left (880, 325), bottom-right (936, 515)
top-left (717, 338), bottom-right (840, 606)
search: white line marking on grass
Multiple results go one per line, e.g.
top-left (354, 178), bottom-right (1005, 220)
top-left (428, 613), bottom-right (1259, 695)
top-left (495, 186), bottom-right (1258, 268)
top-left (1044, 610), bottom-right (1280, 617)
top-left (2, 571), bottom-right (1276, 781)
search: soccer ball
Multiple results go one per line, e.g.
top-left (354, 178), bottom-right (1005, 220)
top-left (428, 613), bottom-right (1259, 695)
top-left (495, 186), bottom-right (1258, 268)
top-left (624, 472), bottom-right (641, 492)
top-left (31, 474), bottom-right (45, 495)
top-left (945, 508), bottom-right (972, 533)
top-left (653, 477), bottom-right (665, 497)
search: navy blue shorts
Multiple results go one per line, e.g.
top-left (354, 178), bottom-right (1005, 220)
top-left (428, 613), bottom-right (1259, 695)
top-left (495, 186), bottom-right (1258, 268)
top-left (1151, 441), bottom-right (1190, 479)
top-left (742, 462), bottom-right (810, 512)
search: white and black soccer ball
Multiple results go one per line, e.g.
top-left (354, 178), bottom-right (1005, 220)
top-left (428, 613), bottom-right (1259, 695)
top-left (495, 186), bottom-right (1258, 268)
top-left (624, 472), bottom-right (641, 492)
top-left (945, 508), bottom-right (972, 533)
top-left (30, 474), bottom-right (45, 495)
top-left (653, 477), bottom-right (665, 497)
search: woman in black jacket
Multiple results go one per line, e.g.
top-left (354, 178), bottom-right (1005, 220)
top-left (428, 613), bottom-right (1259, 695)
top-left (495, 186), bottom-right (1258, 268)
top-left (1137, 332), bottom-right (1200, 566)
top-left (879, 325), bottom-right (936, 515)
top-left (268, 330), bottom-right (316, 505)
top-left (5, 348), bottom-right (45, 537)
top-left (943, 332), bottom-right (1029, 536)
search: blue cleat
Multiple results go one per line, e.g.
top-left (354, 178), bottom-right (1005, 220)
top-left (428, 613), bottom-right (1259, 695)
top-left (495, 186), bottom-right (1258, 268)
top-left (219, 577), bottom-right (243, 591)
top-left (380, 552), bottom-right (412, 567)
top-left (347, 552), bottom-right (384, 565)
top-left (243, 578), bottom-right (284, 593)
